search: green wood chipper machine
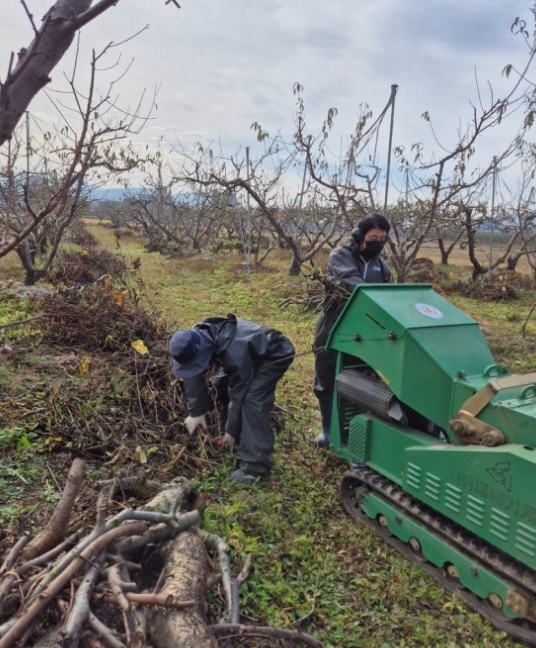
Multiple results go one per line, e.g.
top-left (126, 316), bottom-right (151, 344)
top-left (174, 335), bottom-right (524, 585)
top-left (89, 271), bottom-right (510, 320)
top-left (326, 283), bottom-right (536, 643)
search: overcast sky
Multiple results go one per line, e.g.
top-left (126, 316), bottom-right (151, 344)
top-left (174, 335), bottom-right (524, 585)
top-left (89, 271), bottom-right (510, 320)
top-left (1, 1), bottom-right (535, 196)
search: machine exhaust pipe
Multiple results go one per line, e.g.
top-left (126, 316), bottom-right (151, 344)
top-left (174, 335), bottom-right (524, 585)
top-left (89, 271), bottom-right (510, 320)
top-left (335, 369), bottom-right (408, 425)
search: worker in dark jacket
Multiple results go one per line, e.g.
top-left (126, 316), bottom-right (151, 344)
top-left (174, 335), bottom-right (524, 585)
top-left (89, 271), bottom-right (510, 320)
top-left (314, 213), bottom-right (392, 447)
top-left (169, 314), bottom-right (295, 484)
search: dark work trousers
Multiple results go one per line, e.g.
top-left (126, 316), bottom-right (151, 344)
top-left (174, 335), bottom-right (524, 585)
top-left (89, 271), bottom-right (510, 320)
top-left (239, 353), bottom-right (294, 476)
top-left (313, 312), bottom-right (337, 434)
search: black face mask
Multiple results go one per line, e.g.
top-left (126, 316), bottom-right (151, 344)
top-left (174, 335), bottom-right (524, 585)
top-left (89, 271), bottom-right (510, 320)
top-left (361, 240), bottom-right (385, 259)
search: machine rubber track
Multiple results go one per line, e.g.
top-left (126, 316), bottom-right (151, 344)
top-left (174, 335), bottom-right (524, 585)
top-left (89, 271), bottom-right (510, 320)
top-left (340, 466), bottom-right (536, 646)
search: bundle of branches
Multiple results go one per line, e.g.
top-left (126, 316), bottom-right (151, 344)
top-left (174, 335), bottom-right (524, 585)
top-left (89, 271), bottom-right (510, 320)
top-left (278, 268), bottom-right (325, 314)
top-left (442, 279), bottom-right (519, 301)
top-left (66, 222), bottom-right (100, 249)
top-left (404, 257), bottom-right (448, 284)
top-left (38, 281), bottom-right (164, 353)
top-left (48, 247), bottom-right (129, 288)
top-left (0, 460), bottom-right (321, 648)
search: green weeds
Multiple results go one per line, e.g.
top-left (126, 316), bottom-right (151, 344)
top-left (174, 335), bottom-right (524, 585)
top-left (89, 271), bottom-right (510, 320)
top-left (0, 426), bottom-right (48, 530)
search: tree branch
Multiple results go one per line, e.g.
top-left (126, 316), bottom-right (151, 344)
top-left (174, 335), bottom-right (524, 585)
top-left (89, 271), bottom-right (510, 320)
top-left (0, 0), bottom-right (177, 147)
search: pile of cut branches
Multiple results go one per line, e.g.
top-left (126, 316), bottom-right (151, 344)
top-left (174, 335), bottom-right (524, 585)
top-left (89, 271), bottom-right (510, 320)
top-left (2, 280), bottom-right (201, 463)
top-left (48, 247), bottom-right (129, 288)
top-left (38, 279), bottom-right (163, 353)
top-left (0, 459), bottom-right (321, 648)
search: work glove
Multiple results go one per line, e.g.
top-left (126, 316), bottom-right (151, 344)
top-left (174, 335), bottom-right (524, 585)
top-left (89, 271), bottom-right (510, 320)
top-left (184, 414), bottom-right (208, 434)
top-left (216, 432), bottom-right (235, 451)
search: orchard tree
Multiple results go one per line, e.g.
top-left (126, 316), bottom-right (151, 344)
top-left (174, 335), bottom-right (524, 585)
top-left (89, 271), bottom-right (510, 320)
top-left (126, 184), bottom-right (226, 255)
top-left (0, 43), bottom-right (155, 283)
top-left (290, 82), bottom-right (383, 233)
top-left (384, 6), bottom-right (536, 283)
top-left (0, 0), bottom-right (180, 148)
top-left (386, 192), bottom-right (486, 274)
top-left (433, 204), bottom-right (469, 266)
top-left (171, 136), bottom-right (303, 272)
top-left (500, 153), bottom-right (536, 278)
top-left (388, 90), bottom-right (532, 281)
top-left (171, 83), bottom-right (387, 276)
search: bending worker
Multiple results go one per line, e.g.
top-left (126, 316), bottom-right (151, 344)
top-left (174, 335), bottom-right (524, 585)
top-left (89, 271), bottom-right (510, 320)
top-left (313, 213), bottom-right (392, 448)
top-left (169, 314), bottom-right (294, 485)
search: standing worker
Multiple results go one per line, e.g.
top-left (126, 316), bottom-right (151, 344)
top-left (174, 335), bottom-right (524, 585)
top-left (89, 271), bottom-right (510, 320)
top-left (313, 213), bottom-right (392, 448)
top-left (169, 314), bottom-right (295, 484)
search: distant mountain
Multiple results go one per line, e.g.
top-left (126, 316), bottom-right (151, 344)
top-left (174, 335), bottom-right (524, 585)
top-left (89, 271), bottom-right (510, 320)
top-left (89, 187), bottom-right (141, 202)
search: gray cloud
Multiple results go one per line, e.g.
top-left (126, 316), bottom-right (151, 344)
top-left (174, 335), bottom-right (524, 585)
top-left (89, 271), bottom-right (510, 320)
top-left (1, 0), bottom-right (533, 184)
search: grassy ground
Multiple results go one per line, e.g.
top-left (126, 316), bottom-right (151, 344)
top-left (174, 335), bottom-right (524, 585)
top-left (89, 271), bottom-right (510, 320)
top-left (3, 224), bottom-right (536, 647)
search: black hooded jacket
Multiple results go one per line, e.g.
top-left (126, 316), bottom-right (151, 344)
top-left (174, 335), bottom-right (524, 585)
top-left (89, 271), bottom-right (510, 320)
top-left (181, 314), bottom-right (294, 437)
top-left (317, 239), bottom-right (392, 340)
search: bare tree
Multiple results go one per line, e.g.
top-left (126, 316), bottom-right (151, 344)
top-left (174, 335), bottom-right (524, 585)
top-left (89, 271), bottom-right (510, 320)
top-left (170, 83), bottom-right (388, 276)
top-left (502, 154), bottom-right (536, 279)
top-left (0, 42), bottom-right (155, 283)
top-left (0, 0), bottom-right (180, 148)
top-left (386, 191), bottom-right (487, 276)
top-left (170, 138), bottom-right (300, 273)
top-left (126, 188), bottom-right (225, 255)
top-left (388, 95), bottom-right (530, 281)
top-left (384, 8), bottom-right (536, 283)
top-left (291, 82), bottom-right (382, 232)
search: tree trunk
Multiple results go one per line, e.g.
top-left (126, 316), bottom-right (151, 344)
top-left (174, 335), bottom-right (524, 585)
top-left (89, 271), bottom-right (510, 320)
top-left (437, 237), bottom-right (449, 265)
top-left (288, 250), bottom-right (302, 276)
top-left (507, 252), bottom-right (523, 271)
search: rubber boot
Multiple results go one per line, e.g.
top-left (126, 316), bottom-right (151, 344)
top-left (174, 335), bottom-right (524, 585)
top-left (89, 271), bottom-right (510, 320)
top-left (314, 430), bottom-right (330, 448)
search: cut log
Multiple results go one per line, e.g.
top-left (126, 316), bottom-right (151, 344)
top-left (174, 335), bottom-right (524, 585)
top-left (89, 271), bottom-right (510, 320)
top-left (150, 529), bottom-right (218, 648)
top-left (140, 476), bottom-right (195, 514)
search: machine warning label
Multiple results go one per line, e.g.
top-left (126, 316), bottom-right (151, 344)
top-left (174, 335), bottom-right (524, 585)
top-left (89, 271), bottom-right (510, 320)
top-left (457, 469), bottom-right (536, 525)
top-left (415, 303), bottom-right (443, 319)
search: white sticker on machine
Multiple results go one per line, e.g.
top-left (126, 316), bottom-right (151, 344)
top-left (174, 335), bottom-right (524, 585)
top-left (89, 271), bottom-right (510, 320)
top-left (415, 303), bottom-right (444, 319)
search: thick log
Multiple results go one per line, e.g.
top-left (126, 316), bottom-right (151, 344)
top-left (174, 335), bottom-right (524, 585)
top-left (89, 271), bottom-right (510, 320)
top-left (150, 529), bottom-right (218, 648)
top-left (140, 476), bottom-right (194, 514)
